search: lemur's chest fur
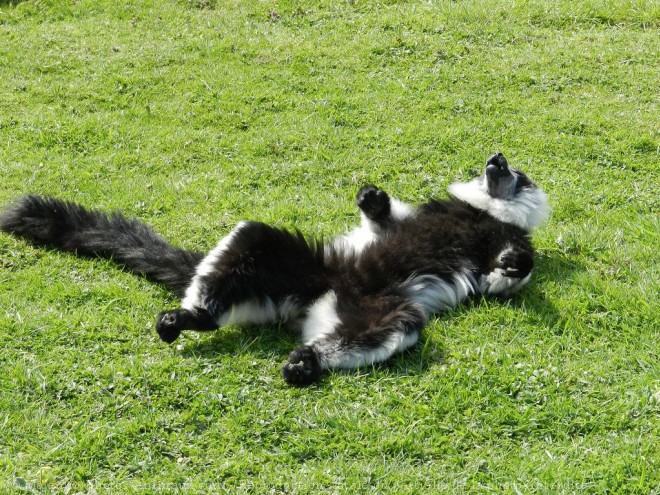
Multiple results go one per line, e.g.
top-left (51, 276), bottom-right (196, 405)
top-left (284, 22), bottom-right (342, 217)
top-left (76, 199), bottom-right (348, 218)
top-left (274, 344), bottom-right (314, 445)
top-left (331, 199), bottom-right (530, 293)
top-left (311, 196), bottom-right (537, 346)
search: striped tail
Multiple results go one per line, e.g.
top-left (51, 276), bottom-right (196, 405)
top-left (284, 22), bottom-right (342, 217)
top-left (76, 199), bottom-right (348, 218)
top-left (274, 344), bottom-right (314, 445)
top-left (0, 195), bottom-right (203, 296)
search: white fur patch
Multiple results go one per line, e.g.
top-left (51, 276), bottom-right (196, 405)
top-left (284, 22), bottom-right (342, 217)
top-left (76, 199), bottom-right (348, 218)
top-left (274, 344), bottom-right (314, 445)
top-left (330, 220), bottom-right (377, 256)
top-left (329, 196), bottom-right (415, 256)
top-left (448, 178), bottom-right (550, 231)
top-left (217, 297), bottom-right (303, 327)
top-left (390, 197), bottom-right (414, 222)
top-left (217, 298), bottom-right (278, 326)
top-left (312, 330), bottom-right (420, 370)
top-left (301, 290), bottom-right (342, 343)
top-left (277, 296), bottom-right (303, 322)
top-left (479, 246), bottom-right (534, 296)
top-left (181, 221), bottom-right (247, 311)
top-left (479, 269), bottom-right (532, 297)
top-left (402, 273), bottom-right (476, 315)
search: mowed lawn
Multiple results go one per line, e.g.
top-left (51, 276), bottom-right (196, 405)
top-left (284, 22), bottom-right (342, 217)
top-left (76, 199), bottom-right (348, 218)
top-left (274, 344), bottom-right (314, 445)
top-left (0, 0), bottom-right (658, 493)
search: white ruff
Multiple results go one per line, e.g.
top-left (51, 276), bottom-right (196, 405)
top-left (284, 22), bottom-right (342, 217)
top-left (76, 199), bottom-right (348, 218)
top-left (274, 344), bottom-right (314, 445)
top-left (448, 178), bottom-right (550, 231)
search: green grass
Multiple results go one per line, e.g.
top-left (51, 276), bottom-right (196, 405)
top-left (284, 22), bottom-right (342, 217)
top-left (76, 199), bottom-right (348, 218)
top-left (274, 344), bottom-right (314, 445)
top-left (1, 0), bottom-right (658, 493)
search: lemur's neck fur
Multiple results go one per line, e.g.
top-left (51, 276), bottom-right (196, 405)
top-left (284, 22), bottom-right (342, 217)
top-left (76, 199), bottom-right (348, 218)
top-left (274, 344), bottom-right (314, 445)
top-left (448, 177), bottom-right (550, 231)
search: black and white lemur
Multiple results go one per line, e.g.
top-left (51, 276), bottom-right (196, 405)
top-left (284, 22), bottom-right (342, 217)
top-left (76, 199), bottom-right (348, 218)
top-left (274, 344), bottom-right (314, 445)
top-left (0, 153), bottom-right (549, 386)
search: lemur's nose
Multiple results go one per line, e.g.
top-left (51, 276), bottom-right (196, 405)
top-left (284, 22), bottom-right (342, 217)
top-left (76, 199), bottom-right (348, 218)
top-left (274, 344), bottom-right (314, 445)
top-left (487, 152), bottom-right (508, 169)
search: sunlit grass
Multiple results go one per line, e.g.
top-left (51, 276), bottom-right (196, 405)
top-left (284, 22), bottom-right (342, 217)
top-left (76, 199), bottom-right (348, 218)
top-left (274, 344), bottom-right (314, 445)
top-left (0, 0), bottom-right (658, 493)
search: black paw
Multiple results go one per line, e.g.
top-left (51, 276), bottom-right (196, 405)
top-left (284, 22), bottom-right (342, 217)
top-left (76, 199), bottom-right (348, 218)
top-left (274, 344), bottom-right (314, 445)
top-left (499, 247), bottom-right (533, 278)
top-left (156, 310), bottom-right (182, 344)
top-left (356, 185), bottom-right (390, 220)
top-left (281, 346), bottom-right (322, 386)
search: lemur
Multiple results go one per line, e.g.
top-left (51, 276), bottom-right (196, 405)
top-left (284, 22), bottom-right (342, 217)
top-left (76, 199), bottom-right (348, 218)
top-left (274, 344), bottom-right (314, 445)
top-left (0, 153), bottom-right (549, 386)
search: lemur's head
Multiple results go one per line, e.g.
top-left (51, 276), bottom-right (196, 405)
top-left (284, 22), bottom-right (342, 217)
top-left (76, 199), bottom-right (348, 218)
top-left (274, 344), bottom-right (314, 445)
top-left (448, 152), bottom-right (550, 231)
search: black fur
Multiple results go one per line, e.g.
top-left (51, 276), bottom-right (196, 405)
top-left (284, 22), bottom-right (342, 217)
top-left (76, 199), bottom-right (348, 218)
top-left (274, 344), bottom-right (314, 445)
top-left (0, 195), bottom-right (203, 297)
top-left (0, 153), bottom-right (548, 386)
top-left (193, 222), bottom-right (329, 319)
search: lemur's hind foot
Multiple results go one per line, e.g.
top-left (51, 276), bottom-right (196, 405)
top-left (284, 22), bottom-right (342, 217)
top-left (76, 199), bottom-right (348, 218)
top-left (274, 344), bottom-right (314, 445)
top-left (155, 308), bottom-right (218, 343)
top-left (155, 311), bottom-right (184, 343)
top-left (281, 345), bottom-right (322, 386)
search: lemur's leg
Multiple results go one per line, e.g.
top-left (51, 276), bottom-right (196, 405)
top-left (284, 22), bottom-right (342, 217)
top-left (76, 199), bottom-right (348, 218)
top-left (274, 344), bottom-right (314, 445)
top-left (156, 221), bottom-right (328, 343)
top-left (281, 291), bottom-right (427, 386)
top-left (333, 186), bottom-right (415, 255)
top-left (356, 185), bottom-right (414, 229)
top-left (156, 308), bottom-right (218, 343)
top-left (480, 243), bottom-right (535, 297)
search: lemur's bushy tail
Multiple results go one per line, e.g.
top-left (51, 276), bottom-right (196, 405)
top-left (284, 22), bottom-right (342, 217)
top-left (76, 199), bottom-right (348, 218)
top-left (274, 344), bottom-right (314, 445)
top-left (0, 195), bottom-right (203, 296)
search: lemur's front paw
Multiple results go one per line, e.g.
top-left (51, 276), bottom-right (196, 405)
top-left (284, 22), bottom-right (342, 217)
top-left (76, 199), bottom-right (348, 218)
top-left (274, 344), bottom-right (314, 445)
top-left (499, 247), bottom-right (533, 279)
top-left (356, 185), bottom-right (391, 220)
top-left (156, 310), bottom-right (183, 343)
top-left (281, 346), bottom-right (322, 386)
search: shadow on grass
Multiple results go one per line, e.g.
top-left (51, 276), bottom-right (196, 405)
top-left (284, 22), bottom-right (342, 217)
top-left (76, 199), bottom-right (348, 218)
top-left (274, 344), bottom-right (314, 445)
top-left (180, 326), bottom-right (442, 387)
top-left (175, 316), bottom-right (440, 385)
top-left (519, 250), bottom-right (586, 329)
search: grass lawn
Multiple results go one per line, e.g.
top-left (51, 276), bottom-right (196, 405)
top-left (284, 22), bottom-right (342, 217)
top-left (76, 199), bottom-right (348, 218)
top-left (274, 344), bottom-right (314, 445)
top-left (0, 0), bottom-right (658, 493)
